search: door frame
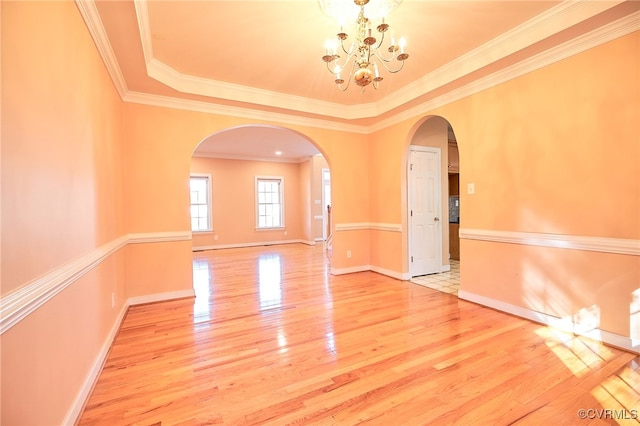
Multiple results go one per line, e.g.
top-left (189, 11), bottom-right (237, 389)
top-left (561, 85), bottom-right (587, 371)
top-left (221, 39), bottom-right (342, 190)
top-left (321, 167), bottom-right (331, 241)
top-left (407, 145), bottom-right (443, 277)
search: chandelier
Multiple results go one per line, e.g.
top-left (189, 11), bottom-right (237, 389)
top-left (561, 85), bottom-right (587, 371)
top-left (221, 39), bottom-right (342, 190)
top-left (320, 0), bottom-right (409, 91)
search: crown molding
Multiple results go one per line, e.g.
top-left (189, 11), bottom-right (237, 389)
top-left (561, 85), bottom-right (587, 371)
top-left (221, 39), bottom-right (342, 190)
top-left (131, 0), bottom-right (628, 122)
top-left (370, 10), bottom-right (640, 133)
top-left (133, 0), bottom-right (153, 65)
top-left (123, 91), bottom-right (370, 134)
top-left (379, 0), bottom-right (626, 114)
top-left (459, 228), bottom-right (640, 256)
top-left (133, 0), bottom-right (379, 120)
top-left (145, 57), bottom-right (380, 121)
top-left (80, 0), bottom-right (638, 134)
top-left (75, 0), bottom-right (128, 98)
top-left (193, 152), bottom-right (311, 164)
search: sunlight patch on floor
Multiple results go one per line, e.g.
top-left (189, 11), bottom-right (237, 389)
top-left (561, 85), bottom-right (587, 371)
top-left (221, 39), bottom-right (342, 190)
top-left (534, 326), bottom-right (615, 378)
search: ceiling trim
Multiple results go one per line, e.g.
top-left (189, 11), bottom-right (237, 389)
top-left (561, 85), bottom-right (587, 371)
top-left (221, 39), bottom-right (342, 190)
top-left (370, 10), bottom-right (640, 133)
top-left (75, 0), bottom-right (128, 98)
top-left (77, 0), bottom-right (638, 135)
top-left (134, 0), bottom-right (380, 119)
top-left (378, 0), bottom-right (628, 113)
top-left (123, 91), bottom-right (370, 134)
top-left (132, 0), bottom-right (626, 121)
top-left (193, 152), bottom-right (313, 164)
top-left (145, 57), bottom-right (382, 120)
top-left (133, 0), bottom-right (153, 65)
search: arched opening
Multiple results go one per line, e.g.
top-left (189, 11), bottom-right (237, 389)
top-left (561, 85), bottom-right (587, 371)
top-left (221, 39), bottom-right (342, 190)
top-left (187, 124), bottom-right (333, 312)
top-left (406, 116), bottom-right (462, 296)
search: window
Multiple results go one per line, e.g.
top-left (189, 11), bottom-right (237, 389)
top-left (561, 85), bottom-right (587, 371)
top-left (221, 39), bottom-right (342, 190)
top-left (190, 175), bottom-right (211, 231)
top-left (256, 177), bottom-right (284, 229)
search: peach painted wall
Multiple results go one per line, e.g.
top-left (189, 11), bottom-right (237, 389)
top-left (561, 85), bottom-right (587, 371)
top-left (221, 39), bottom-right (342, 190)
top-left (299, 158), bottom-right (312, 242)
top-left (451, 31), bottom-right (639, 339)
top-left (368, 120), bottom-right (414, 274)
top-left (190, 156), bottom-right (306, 247)
top-left (369, 31), bottom-right (640, 339)
top-left (1, 1), bottom-right (126, 424)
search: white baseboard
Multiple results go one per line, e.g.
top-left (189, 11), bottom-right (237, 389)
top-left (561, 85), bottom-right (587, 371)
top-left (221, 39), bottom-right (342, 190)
top-left (441, 264), bottom-right (451, 272)
top-left (369, 265), bottom-right (405, 281)
top-left (331, 264), bottom-right (410, 281)
top-left (63, 301), bottom-right (128, 425)
top-left (193, 239), bottom-right (313, 251)
top-left (330, 265), bottom-right (372, 275)
top-left (65, 288), bottom-right (196, 424)
top-left (127, 289), bottom-right (196, 306)
top-left (458, 290), bottom-right (639, 354)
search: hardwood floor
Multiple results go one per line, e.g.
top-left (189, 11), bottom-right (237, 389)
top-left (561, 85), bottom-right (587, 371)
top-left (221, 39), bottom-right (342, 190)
top-left (78, 244), bottom-right (640, 425)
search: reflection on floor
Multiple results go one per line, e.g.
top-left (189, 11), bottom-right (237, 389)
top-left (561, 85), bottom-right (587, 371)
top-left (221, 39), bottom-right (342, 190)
top-left (410, 259), bottom-right (460, 295)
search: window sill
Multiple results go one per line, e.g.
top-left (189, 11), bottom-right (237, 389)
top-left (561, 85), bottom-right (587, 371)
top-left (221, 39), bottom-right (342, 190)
top-left (255, 227), bottom-right (286, 231)
top-left (192, 230), bottom-right (214, 234)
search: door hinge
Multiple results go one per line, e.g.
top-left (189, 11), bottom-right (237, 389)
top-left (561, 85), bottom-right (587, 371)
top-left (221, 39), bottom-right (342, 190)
top-left (410, 164), bottom-right (414, 171)
top-left (411, 256), bottom-right (414, 263)
top-left (410, 210), bottom-right (413, 217)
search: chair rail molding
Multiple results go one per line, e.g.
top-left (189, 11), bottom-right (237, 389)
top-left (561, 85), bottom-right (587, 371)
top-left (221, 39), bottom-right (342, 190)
top-left (0, 231), bottom-right (192, 334)
top-left (459, 228), bottom-right (640, 256)
top-left (335, 223), bottom-right (402, 232)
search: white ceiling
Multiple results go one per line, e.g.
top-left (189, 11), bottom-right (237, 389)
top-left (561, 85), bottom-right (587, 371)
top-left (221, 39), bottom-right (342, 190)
top-left (82, 0), bottom-right (639, 160)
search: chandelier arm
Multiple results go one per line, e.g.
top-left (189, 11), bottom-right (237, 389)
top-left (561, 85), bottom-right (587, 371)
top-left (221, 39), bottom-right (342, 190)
top-left (373, 29), bottom-right (386, 51)
top-left (336, 59), bottom-right (359, 91)
top-left (334, 51), bottom-right (356, 75)
top-left (340, 37), bottom-right (355, 56)
top-left (325, 61), bottom-right (339, 75)
top-left (371, 54), bottom-right (406, 74)
top-left (373, 43), bottom-right (400, 63)
top-left (373, 52), bottom-right (397, 64)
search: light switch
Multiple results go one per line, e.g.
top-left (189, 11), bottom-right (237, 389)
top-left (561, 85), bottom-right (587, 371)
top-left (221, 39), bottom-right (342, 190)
top-left (467, 183), bottom-right (475, 195)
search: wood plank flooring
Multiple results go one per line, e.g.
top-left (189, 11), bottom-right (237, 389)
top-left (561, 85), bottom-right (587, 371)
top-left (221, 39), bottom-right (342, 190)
top-left (78, 244), bottom-right (640, 425)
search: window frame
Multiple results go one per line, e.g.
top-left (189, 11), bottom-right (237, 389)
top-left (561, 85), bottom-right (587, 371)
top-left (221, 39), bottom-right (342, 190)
top-left (255, 176), bottom-right (285, 230)
top-left (189, 173), bottom-right (213, 233)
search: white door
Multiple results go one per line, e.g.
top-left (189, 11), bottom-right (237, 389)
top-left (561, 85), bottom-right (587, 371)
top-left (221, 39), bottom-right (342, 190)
top-left (409, 147), bottom-right (442, 276)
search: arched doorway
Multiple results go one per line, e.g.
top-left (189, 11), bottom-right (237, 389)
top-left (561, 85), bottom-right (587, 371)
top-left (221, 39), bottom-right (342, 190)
top-left (189, 125), bottom-right (331, 251)
top-left (407, 116), bottom-right (461, 296)
top-left (187, 125), bottom-right (333, 304)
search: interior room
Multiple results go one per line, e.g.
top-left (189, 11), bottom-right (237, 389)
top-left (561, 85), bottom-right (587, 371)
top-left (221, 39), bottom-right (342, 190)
top-left (2, 0), bottom-right (639, 424)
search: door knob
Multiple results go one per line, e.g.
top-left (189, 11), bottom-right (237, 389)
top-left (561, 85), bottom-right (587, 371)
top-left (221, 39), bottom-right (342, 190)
top-left (434, 217), bottom-right (440, 221)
